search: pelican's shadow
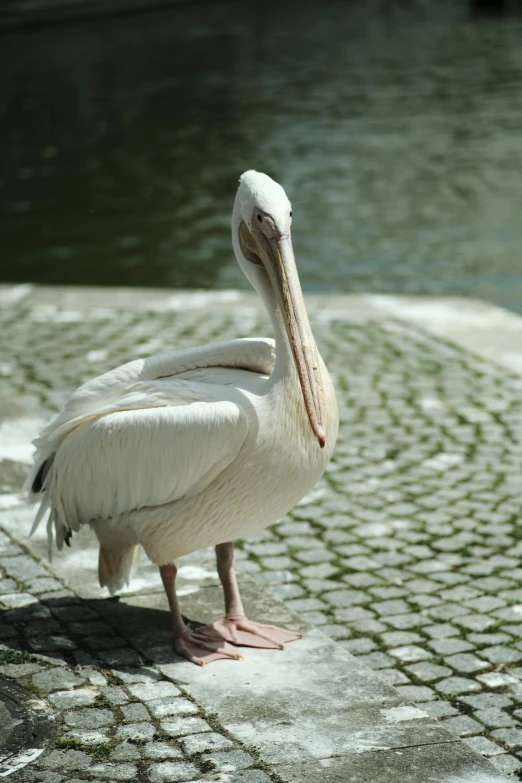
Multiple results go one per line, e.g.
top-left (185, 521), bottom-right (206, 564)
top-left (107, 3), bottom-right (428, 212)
top-left (0, 580), bottom-right (304, 674)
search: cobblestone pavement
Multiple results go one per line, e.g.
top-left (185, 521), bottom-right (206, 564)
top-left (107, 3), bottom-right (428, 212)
top-left (0, 531), bottom-right (267, 782)
top-left (2, 297), bottom-right (522, 778)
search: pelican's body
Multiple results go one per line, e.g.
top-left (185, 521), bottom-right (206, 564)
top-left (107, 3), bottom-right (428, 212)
top-left (28, 171), bottom-right (338, 665)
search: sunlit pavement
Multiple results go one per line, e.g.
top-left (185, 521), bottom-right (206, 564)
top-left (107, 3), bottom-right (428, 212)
top-left (1, 285), bottom-right (522, 781)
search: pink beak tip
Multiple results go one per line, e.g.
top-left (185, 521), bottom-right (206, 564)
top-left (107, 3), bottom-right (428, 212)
top-left (318, 434), bottom-right (326, 449)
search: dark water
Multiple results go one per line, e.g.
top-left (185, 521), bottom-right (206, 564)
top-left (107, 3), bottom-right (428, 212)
top-left (1, 1), bottom-right (522, 309)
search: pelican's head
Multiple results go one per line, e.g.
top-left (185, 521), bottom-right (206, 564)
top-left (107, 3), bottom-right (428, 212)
top-left (232, 170), bottom-right (327, 448)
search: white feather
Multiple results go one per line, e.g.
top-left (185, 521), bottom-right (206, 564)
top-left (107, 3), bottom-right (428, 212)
top-left (25, 337), bottom-right (275, 499)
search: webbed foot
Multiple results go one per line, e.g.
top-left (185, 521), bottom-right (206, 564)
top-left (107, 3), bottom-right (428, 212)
top-left (174, 627), bottom-right (244, 666)
top-left (203, 615), bottom-right (302, 650)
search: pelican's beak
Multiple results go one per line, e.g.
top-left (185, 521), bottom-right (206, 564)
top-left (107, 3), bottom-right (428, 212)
top-left (254, 227), bottom-right (327, 448)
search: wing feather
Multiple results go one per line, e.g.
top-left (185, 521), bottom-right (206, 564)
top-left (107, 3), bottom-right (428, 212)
top-left (49, 398), bottom-right (247, 532)
top-left (25, 337), bottom-right (274, 498)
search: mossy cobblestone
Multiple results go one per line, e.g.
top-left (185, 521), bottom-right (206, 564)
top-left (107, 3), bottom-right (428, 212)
top-left (0, 532), bottom-right (261, 781)
top-left (2, 297), bottom-right (522, 777)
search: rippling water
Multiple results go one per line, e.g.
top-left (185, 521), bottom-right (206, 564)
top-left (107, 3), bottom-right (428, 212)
top-left (1, 0), bottom-right (522, 310)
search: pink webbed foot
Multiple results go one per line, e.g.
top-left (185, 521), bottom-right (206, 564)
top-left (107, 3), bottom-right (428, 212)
top-left (174, 627), bottom-right (244, 666)
top-left (206, 615), bottom-right (303, 650)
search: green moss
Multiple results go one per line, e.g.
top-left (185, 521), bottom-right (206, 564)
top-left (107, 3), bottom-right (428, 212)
top-left (205, 712), bottom-right (221, 732)
top-left (242, 744), bottom-right (270, 770)
top-left (0, 648), bottom-right (35, 665)
top-left (89, 743), bottom-right (112, 761)
top-left (196, 756), bottom-right (215, 773)
top-left (59, 737), bottom-right (112, 761)
top-left (58, 736), bottom-right (84, 750)
top-left (93, 695), bottom-right (112, 709)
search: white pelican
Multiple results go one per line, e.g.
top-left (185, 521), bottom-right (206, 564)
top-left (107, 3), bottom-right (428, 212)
top-left (27, 171), bottom-right (338, 665)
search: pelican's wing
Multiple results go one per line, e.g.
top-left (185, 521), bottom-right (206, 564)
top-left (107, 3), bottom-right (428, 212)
top-left (26, 337), bottom-right (274, 497)
top-left (54, 337), bottom-right (275, 424)
top-left (46, 392), bottom-right (248, 538)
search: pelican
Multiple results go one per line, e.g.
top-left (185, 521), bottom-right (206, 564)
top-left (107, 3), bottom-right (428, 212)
top-left (26, 171), bottom-right (338, 665)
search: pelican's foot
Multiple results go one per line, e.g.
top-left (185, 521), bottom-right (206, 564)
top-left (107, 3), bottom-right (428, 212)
top-left (174, 627), bottom-right (244, 666)
top-left (209, 615), bottom-right (303, 650)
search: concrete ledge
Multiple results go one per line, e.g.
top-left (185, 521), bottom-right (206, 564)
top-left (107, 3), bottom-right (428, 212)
top-left (277, 744), bottom-right (512, 783)
top-left (107, 581), bottom-right (509, 783)
top-left (363, 294), bottom-right (522, 377)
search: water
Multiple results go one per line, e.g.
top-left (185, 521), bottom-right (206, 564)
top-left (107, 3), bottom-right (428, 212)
top-left (1, 0), bottom-right (522, 310)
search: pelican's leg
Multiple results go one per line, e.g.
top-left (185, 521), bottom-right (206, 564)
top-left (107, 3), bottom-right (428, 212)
top-left (211, 542), bottom-right (302, 649)
top-left (159, 563), bottom-right (241, 666)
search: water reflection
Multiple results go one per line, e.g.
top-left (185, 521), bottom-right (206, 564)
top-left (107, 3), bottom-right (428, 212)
top-left (1, 0), bottom-right (522, 310)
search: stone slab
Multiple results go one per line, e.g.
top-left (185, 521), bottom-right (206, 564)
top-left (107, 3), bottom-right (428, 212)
top-left (276, 743), bottom-right (509, 783)
top-left (165, 585), bottom-right (508, 782)
top-left (98, 580), bottom-right (508, 782)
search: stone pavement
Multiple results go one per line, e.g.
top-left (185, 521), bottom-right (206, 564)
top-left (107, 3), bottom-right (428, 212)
top-left (1, 284), bottom-right (522, 780)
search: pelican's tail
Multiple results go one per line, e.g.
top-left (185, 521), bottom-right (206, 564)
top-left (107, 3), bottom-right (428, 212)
top-left (98, 544), bottom-right (141, 595)
top-left (25, 452), bottom-right (74, 560)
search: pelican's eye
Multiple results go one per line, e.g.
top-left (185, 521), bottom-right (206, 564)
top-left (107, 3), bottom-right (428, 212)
top-left (257, 214), bottom-right (263, 223)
